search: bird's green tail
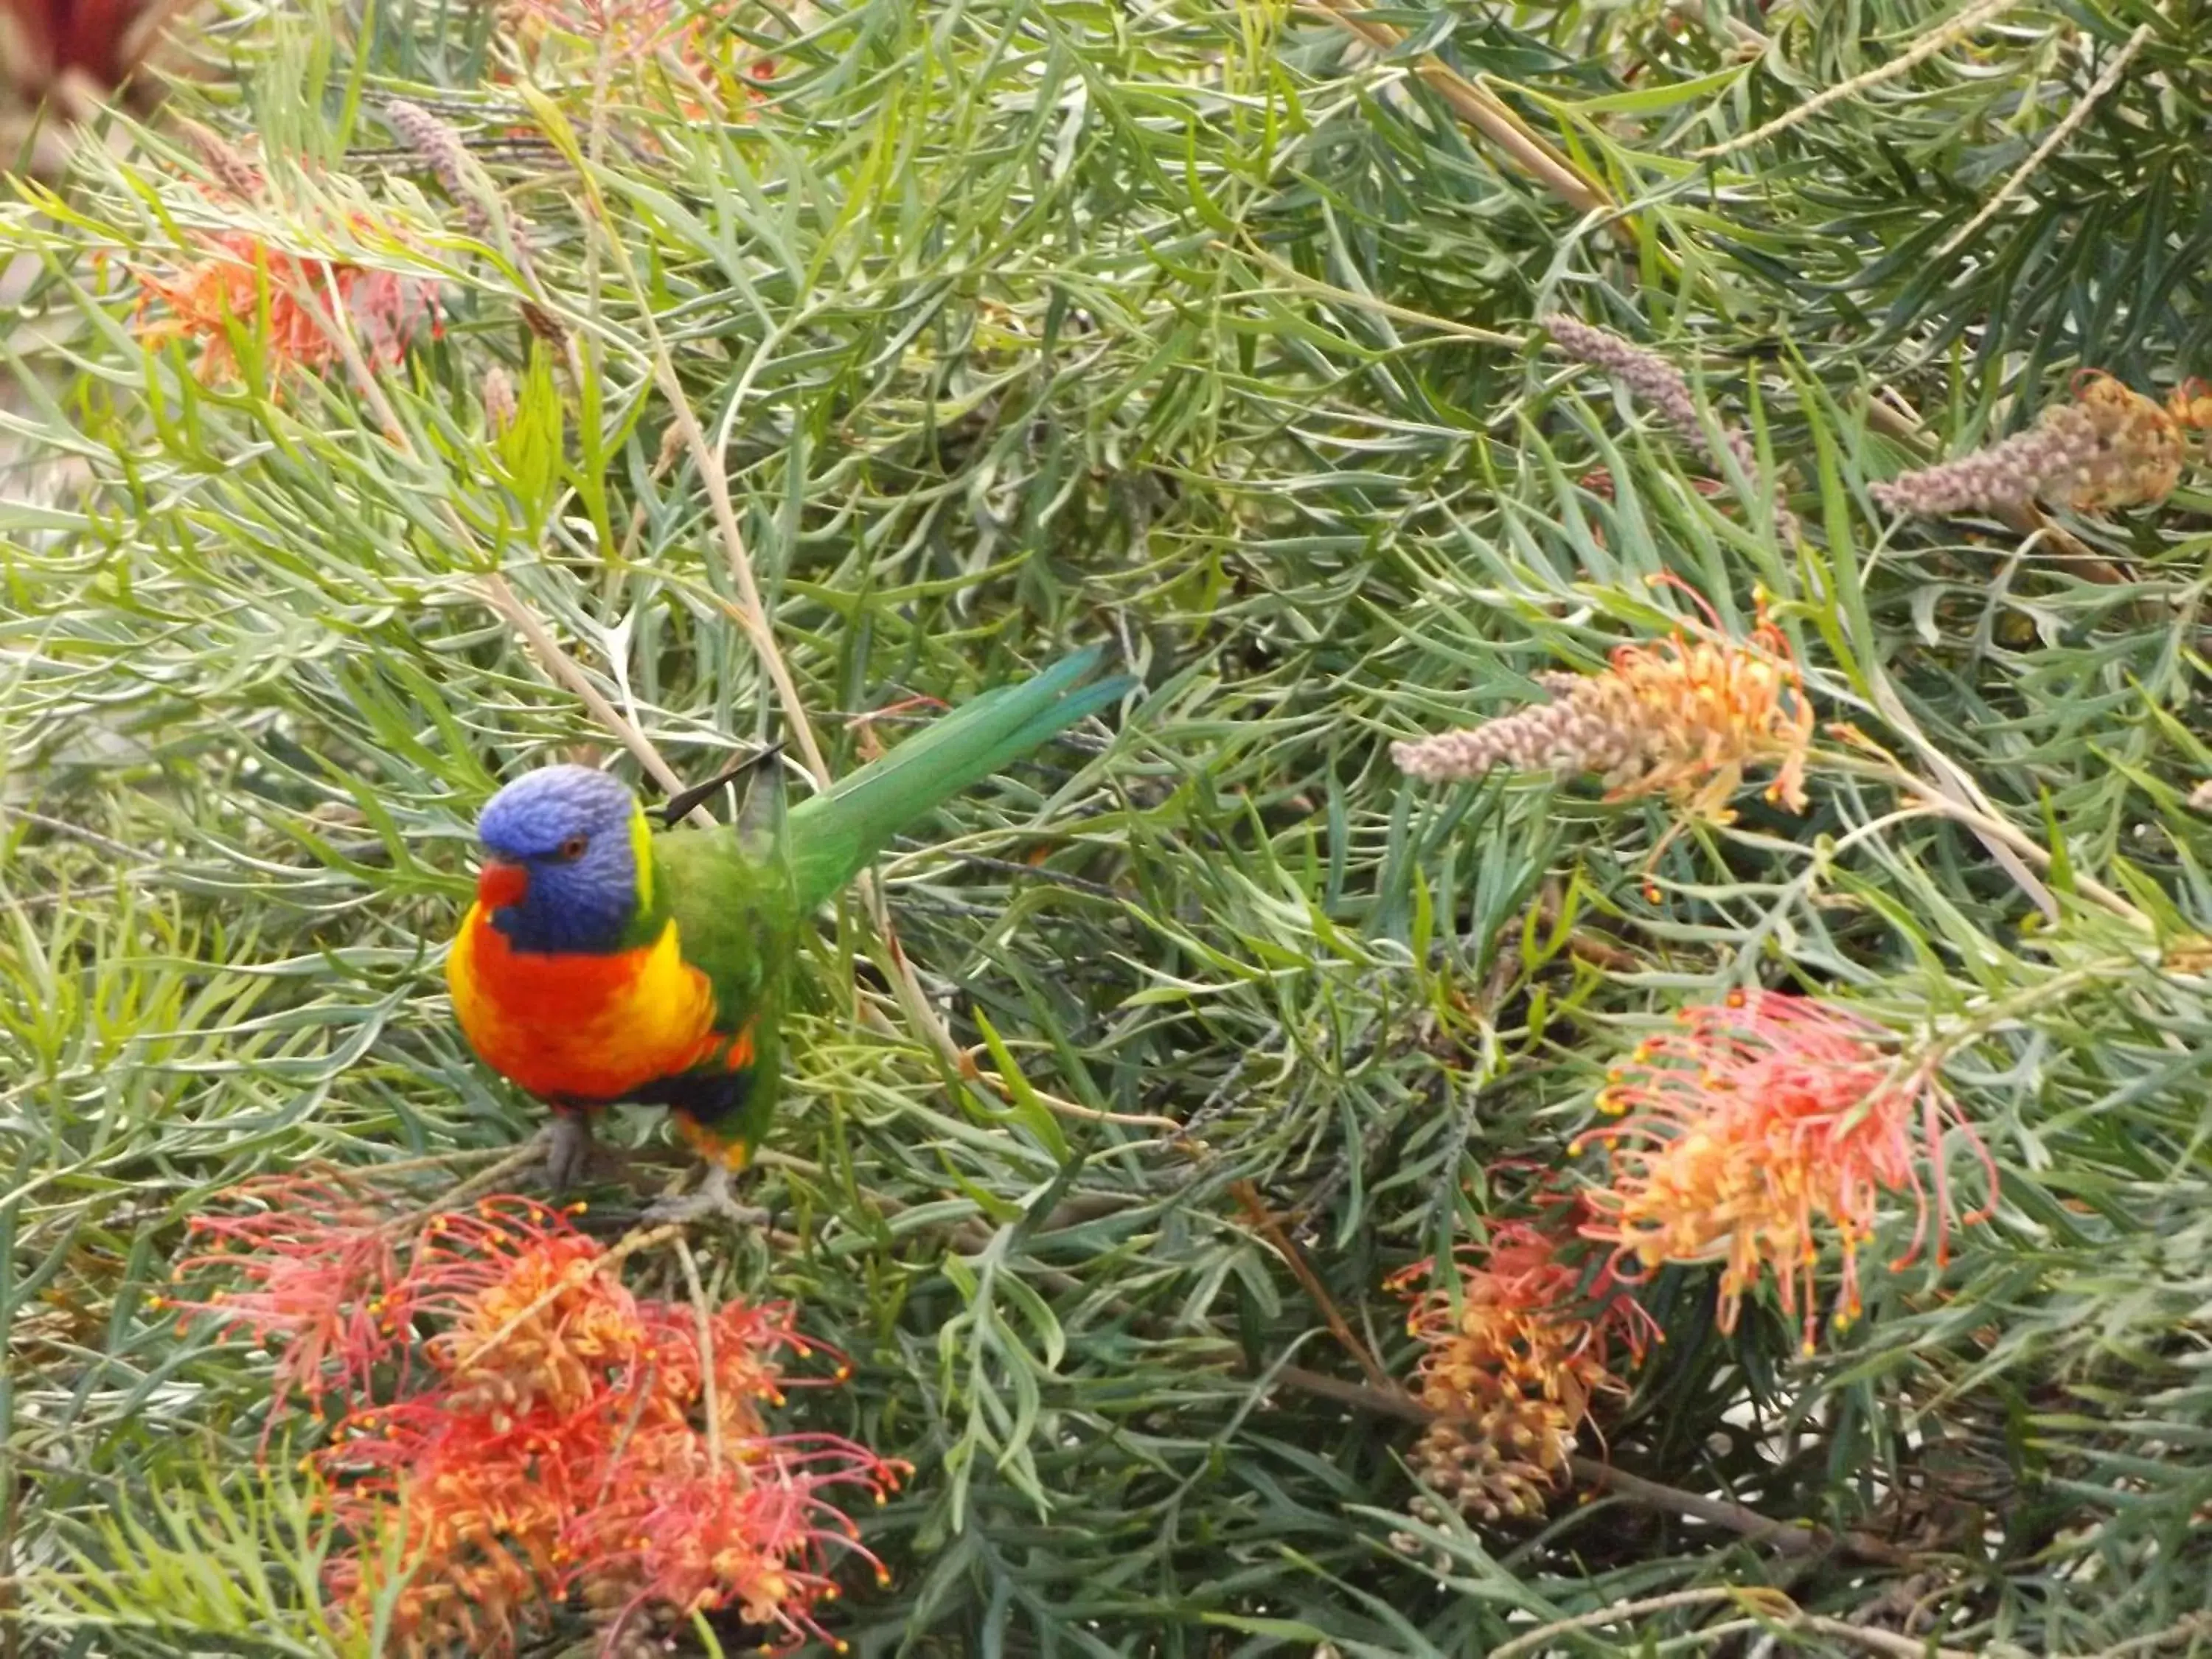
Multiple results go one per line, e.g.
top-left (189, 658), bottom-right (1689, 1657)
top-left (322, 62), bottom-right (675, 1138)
top-left (786, 646), bottom-right (1133, 909)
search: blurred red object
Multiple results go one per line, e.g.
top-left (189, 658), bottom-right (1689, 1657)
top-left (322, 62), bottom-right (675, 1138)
top-left (1, 0), bottom-right (178, 107)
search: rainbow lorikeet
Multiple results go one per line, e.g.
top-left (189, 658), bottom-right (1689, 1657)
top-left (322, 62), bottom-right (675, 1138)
top-left (445, 647), bottom-right (1130, 1225)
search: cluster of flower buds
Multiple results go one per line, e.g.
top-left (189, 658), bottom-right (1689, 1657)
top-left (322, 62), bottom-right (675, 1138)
top-left (1392, 585), bottom-right (1813, 834)
top-left (1543, 313), bottom-right (1800, 542)
top-left (1389, 1220), bottom-right (1654, 1524)
top-left (1873, 371), bottom-right (2206, 518)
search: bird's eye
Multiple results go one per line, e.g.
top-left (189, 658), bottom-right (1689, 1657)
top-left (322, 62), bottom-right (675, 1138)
top-left (554, 835), bottom-right (590, 862)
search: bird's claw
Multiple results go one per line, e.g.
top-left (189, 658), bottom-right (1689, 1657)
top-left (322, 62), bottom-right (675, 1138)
top-left (540, 1113), bottom-right (599, 1194)
top-left (641, 1166), bottom-right (767, 1230)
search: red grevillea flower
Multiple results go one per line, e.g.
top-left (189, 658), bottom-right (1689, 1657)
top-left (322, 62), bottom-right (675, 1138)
top-left (158, 1172), bottom-right (411, 1424)
top-left (294, 1197), bottom-right (900, 1657)
top-left (575, 1446), bottom-right (895, 1646)
top-left (133, 222), bottom-right (441, 384)
top-left (1576, 990), bottom-right (1997, 1353)
top-left (1388, 1218), bottom-right (1655, 1522)
top-left (170, 1189), bottom-right (901, 1655)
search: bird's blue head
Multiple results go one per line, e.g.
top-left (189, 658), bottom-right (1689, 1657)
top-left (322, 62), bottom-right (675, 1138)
top-left (472, 765), bottom-right (650, 954)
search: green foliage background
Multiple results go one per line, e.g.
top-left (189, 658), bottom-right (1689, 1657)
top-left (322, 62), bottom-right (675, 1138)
top-left (3, 0), bottom-right (2210, 1653)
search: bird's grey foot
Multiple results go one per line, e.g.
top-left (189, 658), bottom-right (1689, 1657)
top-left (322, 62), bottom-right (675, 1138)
top-left (641, 1165), bottom-right (768, 1229)
top-left (541, 1112), bottom-right (599, 1193)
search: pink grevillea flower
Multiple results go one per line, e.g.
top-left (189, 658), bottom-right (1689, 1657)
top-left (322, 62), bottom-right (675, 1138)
top-left (1576, 990), bottom-right (1997, 1353)
top-left (158, 1172), bottom-right (411, 1422)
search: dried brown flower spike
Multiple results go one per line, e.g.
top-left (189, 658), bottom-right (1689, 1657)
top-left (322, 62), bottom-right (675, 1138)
top-left (1871, 370), bottom-right (2194, 518)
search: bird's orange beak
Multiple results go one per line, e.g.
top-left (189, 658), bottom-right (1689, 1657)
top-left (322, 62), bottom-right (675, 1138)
top-left (476, 857), bottom-right (529, 910)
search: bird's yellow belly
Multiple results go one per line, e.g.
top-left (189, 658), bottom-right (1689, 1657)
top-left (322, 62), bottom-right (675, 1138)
top-left (446, 905), bottom-right (719, 1104)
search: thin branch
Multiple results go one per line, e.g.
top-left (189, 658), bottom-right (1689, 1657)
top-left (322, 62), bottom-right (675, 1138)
top-left (1234, 1185), bottom-right (1395, 1393)
top-left (1490, 1587), bottom-right (1795, 1659)
top-left (1694, 0), bottom-right (2023, 159)
top-left (554, 143), bottom-right (827, 788)
top-left (1301, 0), bottom-right (1629, 237)
top-left (313, 244), bottom-right (711, 824)
top-left (1932, 27), bottom-right (2152, 261)
top-left (1266, 1366), bottom-right (1913, 1565)
top-left (1489, 1589), bottom-right (1988, 1659)
top-left (1791, 1615), bottom-right (1981, 1659)
top-left (2092, 1615), bottom-right (2212, 1659)
top-left (675, 1237), bottom-right (723, 1470)
top-left (560, 150), bottom-right (1097, 1133)
top-left (1827, 740), bottom-right (2148, 927)
top-left (1233, 240), bottom-right (1526, 349)
top-left (0, 809), bottom-right (151, 864)
top-left (475, 571), bottom-right (692, 801)
top-left (959, 1048), bottom-right (1183, 1131)
top-left (387, 1142), bottom-right (550, 1234)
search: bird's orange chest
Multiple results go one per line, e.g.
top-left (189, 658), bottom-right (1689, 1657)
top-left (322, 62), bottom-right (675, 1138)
top-left (445, 903), bottom-right (720, 1104)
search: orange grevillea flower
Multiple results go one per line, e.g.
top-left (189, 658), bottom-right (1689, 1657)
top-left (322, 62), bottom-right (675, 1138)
top-left (175, 1190), bottom-right (900, 1656)
top-left (1388, 1220), bottom-right (1655, 1522)
top-left (132, 223), bottom-right (440, 384)
top-left (1575, 990), bottom-right (1997, 1354)
top-left (1391, 581), bottom-right (1814, 841)
top-left (406, 1200), bottom-right (653, 1422)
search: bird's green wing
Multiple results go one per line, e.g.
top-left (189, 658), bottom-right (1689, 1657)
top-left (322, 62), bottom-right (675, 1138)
top-left (644, 817), bottom-right (800, 1152)
top-left (785, 645), bottom-right (1132, 911)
